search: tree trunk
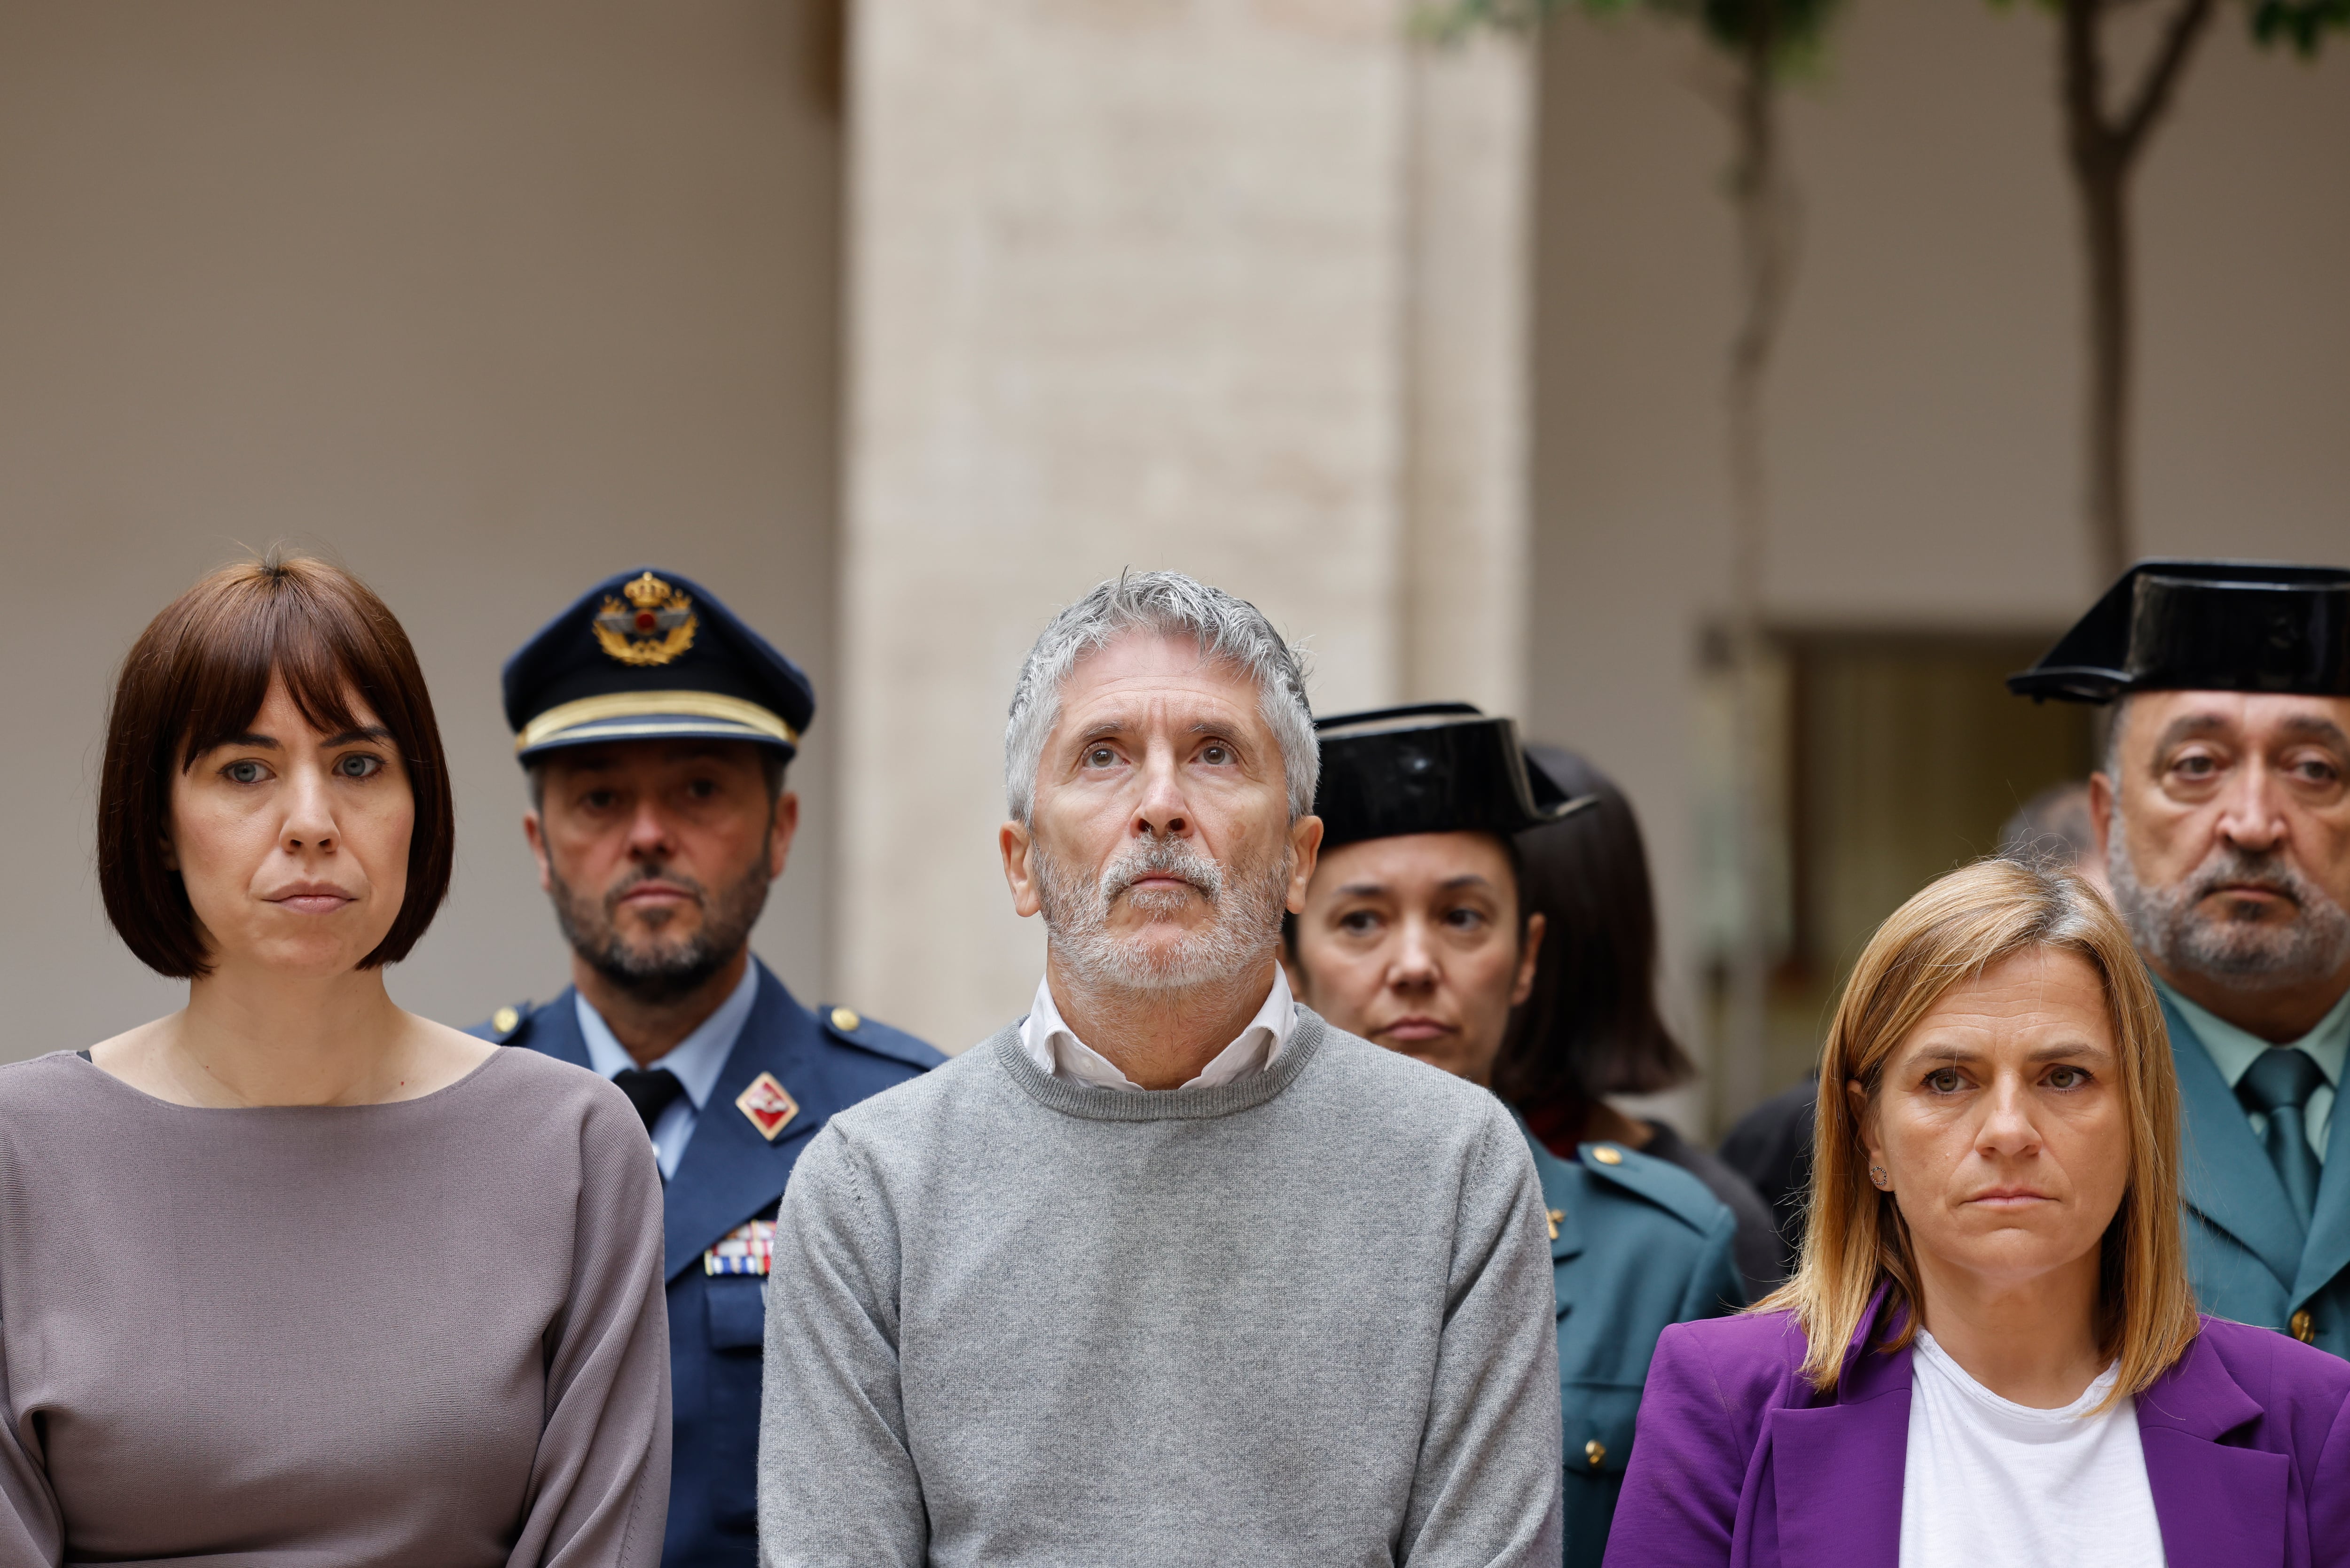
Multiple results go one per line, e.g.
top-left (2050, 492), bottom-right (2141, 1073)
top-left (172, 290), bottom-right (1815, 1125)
top-left (2079, 166), bottom-right (2131, 584)
top-left (2059, 0), bottom-right (2218, 583)
top-left (2063, 0), bottom-right (2133, 582)
top-left (1721, 16), bottom-right (1789, 1125)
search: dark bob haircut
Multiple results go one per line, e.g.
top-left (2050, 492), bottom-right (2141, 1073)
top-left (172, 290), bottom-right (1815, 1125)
top-left (1491, 745), bottom-right (1696, 1107)
top-left (98, 553), bottom-right (454, 979)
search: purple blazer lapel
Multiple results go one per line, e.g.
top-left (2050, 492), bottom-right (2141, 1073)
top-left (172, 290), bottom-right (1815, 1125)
top-left (1767, 1287), bottom-right (1912, 1568)
top-left (2136, 1331), bottom-right (2289, 1568)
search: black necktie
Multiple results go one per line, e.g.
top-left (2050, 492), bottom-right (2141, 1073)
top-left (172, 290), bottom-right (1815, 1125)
top-left (613, 1067), bottom-right (687, 1135)
top-left (2237, 1047), bottom-right (2326, 1231)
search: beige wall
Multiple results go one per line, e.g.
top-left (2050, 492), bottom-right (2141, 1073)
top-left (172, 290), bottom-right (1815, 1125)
top-left (834, 2), bottom-right (1535, 1050)
top-left (0, 1), bottom-right (845, 1057)
top-left (1527, 0), bottom-right (2350, 1125)
top-left (7, 0), bottom-right (2342, 1086)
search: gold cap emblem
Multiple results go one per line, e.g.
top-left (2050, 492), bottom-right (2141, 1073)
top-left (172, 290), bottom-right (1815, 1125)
top-left (593, 572), bottom-right (698, 667)
top-left (736, 1071), bottom-right (800, 1142)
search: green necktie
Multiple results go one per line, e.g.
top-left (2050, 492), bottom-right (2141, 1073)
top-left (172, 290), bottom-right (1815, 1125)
top-left (2237, 1046), bottom-right (2325, 1231)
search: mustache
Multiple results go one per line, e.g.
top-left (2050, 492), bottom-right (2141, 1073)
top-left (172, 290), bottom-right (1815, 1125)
top-left (2182, 849), bottom-right (2312, 911)
top-left (1100, 838), bottom-right (1226, 904)
top-left (605, 865), bottom-right (708, 911)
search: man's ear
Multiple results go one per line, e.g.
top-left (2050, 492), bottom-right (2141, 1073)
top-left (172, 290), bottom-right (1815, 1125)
top-left (522, 810), bottom-right (554, 895)
top-left (768, 791), bottom-right (801, 881)
top-left (1285, 814), bottom-right (1324, 915)
top-left (1001, 820), bottom-right (1042, 918)
top-left (2088, 771), bottom-right (2115, 865)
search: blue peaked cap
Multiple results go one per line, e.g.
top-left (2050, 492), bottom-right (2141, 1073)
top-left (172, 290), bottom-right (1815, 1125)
top-left (502, 567), bottom-right (815, 763)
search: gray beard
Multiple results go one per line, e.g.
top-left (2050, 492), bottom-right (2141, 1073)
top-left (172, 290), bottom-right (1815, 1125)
top-left (2106, 810), bottom-right (2350, 993)
top-left (1034, 834), bottom-right (1289, 994)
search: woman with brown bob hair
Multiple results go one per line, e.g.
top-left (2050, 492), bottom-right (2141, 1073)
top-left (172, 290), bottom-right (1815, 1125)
top-left (0, 555), bottom-right (668, 1564)
top-left (1607, 858), bottom-right (2350, 1568)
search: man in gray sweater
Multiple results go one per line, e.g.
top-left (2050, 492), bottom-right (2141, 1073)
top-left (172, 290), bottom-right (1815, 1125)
top-left (758, 572), bottom-right (1564, 1567)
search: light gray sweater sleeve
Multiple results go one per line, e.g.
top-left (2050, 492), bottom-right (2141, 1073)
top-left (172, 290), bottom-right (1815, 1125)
top-left (1398, 1104), bottom-right (1566, 1568)
top-left (758, 1124), bottom-right (927, 1568)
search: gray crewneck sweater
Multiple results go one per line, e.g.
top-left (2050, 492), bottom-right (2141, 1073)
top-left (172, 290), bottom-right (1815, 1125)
top-left (758, 1008), bottom-right (1563, 1567)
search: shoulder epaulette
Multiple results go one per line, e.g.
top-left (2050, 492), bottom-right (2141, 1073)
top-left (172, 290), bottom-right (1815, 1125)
top-left (1577, 1141), bottom-right (1731, 1235)
top-left (474, 1000), bottom-right (540, 1046)
top-left (815, 1003), bottom-right (947, 1071)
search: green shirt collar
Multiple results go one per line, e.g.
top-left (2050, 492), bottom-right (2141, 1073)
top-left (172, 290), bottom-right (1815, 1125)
top-left (2153, 973), bottom-right (2350, 1092)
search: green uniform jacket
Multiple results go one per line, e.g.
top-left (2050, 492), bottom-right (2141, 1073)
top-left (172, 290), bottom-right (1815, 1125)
top-left (2168, 997), bottom-right (2350, 1356)
top-left (1520, 1120), bottom-right (1743, 1567)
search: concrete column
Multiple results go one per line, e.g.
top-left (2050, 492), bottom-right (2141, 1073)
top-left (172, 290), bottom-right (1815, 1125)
top-left (1399, 33), bottom-right (1535, 718)
top-left (834, 0), bottom-right (1535, 1047)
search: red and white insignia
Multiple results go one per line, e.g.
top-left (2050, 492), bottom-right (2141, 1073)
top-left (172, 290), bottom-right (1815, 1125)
top-left (735, 1071), bottom-right (799, 1141)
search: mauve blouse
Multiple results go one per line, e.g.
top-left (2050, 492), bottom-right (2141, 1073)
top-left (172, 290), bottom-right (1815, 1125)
top-left (0, 1046), bottom-right (670, 1565)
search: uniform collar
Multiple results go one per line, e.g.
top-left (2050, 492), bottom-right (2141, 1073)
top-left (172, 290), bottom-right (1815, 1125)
top-left (575, 958), bottom-right (760, 1111)
top-left (2153, 972), bottom-right (2350, 1093)
top-left (1018, 964), bottom-right (1296, 1091)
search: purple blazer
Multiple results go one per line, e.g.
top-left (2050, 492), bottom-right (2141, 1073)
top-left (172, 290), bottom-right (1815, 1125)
top-left (1604, 1290), bottom-right (2350, 1568)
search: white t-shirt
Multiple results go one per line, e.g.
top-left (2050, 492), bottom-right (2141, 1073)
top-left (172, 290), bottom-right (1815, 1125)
top-left (1898, 1329), bottom-right (2166, 1568)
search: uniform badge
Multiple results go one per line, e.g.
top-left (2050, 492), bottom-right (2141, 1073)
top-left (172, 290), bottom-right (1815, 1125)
top-left (704, 1218), bottom-right (776, 1277)
top-left (592, 571), bottom-right (698, 667)
top-left (735, 1071), bottom-right (799, 1141)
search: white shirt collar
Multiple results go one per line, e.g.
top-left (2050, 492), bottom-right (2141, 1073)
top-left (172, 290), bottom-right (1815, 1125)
top-left (1019, 965), bottom-right (1296, 1092)
top-left (576, 959), bottom-right (761, 1109)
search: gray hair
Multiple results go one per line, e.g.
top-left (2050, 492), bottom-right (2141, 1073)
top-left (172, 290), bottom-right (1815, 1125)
top-left (1004, 571), bottom-right (1317, 824)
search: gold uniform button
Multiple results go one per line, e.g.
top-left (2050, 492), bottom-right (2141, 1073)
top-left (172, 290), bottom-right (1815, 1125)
top-left (830, 1006), bottom-right (862, 1033)
top-left (2292, 1310), bottom-right (2316, 1343)
top-left (1591, 1145), bottom-right (1625, 1166)
top-left (1585, 1439), bottom-right (1606, 1468)
top-left (492, 1006), bottom-right (520, 1034)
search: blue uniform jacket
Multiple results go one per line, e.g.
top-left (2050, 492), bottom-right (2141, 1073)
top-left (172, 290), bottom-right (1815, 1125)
top-left (470, 961), bottom-right (943, 1568)
top-left (1521, 1121), bottom-right (1743, 1568)
top-left (2167, 996), bottom-right (2350, 1357)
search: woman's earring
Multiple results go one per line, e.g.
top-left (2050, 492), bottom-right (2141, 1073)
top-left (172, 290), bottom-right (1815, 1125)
top-left (1869, 1165), bottom-right (1889, 1190)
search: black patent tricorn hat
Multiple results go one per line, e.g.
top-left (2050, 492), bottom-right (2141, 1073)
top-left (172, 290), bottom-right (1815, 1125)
top-left (2007, 559), bottom-right (2350, 706)
top-left (1312, 703), bottom-right (1593, 849)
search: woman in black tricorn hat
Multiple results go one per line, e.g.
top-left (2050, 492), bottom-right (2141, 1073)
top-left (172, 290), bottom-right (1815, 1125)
top-left (1280, 704), bottom-right (1743, 1568)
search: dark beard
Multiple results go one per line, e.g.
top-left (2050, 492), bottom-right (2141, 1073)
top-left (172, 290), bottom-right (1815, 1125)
top-left (550, 855), bottom-right (771, 1006)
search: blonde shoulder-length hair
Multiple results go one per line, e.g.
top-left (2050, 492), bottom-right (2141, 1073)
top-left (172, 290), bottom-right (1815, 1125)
top-left (1755, 856), bottom-right (2201, 1406)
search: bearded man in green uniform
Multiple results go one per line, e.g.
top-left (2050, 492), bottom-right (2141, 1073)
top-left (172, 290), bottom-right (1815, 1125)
top-left (1280, 703), bottom-right (1742, 1566)
top-left (2012, 559), bottom-right (2350, 1353)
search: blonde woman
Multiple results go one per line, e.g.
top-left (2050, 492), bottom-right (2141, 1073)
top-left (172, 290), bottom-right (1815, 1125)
top-left (1606, 858), bottom-right (2350, 1568)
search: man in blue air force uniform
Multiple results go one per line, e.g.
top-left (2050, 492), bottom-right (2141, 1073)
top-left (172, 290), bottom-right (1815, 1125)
top-left (469, 568), bottom-right (942, 1566)
top-left (2012, 559), bottom-right (2350, 1354)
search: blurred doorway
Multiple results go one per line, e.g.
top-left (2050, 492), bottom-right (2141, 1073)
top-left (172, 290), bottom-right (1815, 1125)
top-left (1698, 630), bottom-right (2097, 1112)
